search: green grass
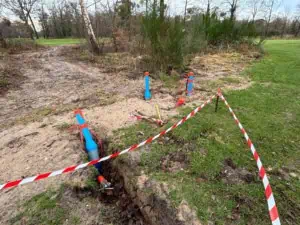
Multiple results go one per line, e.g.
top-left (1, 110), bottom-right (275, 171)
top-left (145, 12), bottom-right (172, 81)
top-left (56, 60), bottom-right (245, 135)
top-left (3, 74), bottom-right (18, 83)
top-left (0, 78), bottom-right (9, 87)
top-left (36, 38), bottom-right (83, 46)
top-left (219, 76), bottom-right (241, 84)
top-left (10, 186), bottom-right (67, 225)
top-left (159, 72), bottom-right (181, 89)
top-left (111, 40), bottom-right (300, 224)
top-left (35, 37), bottom-right (112, 46)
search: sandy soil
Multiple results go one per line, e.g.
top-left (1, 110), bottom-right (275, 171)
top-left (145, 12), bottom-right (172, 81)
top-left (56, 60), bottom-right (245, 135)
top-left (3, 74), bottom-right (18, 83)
top-left (0, 46), bottom-right (253, 224)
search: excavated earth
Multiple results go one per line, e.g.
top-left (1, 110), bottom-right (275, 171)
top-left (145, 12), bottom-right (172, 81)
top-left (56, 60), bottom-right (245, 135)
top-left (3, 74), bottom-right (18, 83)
top-left (0, 46), bottom-right (257, 225)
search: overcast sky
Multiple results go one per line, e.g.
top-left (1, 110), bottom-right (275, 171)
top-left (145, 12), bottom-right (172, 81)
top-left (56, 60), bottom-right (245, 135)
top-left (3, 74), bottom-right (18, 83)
top-left (2, 0), bottom-right (300, 22)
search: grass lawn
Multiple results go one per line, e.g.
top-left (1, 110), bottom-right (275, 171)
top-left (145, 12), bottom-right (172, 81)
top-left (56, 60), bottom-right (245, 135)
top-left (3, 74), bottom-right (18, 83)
top-left (111, 40), bottom-right (300, 224)
top-left (35, 38), bottom-right (84, 46)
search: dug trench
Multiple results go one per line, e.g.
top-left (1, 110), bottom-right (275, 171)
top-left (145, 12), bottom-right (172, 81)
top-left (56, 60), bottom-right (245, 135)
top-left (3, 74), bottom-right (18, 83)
top-left (94, 135), bottom-right (201, 225)
top-left (0, 45), bottom-right (261, 224)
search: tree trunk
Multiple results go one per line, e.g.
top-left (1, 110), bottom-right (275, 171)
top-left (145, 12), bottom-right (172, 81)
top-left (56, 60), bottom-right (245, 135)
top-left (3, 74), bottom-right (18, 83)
top-left (264, 0), bottom-right (274, 38)
top-left (204, 0), bottom-right (211, 39)
top-left (79, 0), bottom-right (100, 54)
top-left (183, 0), bottom-right (188, 25)
top-left (25, 19), bottom-right (34, 40)
top-left (28, 14), bottom-right (39, 39)
top-left (146, 0), bottom-right (148, 15)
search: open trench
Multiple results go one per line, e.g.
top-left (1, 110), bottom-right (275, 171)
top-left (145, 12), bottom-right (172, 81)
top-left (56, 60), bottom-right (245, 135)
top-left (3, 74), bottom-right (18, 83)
top-left (0, 46), bottom-right (186, 225)
top-left (0, 46), bottom-right (255, 225)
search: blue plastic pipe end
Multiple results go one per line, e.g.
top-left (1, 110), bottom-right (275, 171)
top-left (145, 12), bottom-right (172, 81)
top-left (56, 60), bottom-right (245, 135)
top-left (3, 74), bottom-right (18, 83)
top-left (144, 72), bottom-right (151, 100)
top-left (187, 72), bottom-right (194, 97)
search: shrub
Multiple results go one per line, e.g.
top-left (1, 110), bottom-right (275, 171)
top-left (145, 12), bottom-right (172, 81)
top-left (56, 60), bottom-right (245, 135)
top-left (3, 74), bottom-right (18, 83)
top-left (142, 9), bottom-right (185, 72)
top-left (5, 38), bottom-right (40, 53)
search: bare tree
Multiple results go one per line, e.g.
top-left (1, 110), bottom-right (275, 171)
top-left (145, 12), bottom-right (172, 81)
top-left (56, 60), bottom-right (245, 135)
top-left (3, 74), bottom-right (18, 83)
top-left (263, 0), bottom-right (281, 37)
top-left (280, 5), bottom-right (290, 37)
top-left (3, 0), bottom-right (40, 39)
top-left (225, 0), bottom-right (239, 21)
top-left (292, 3), bottom-right (300, 37)
top-left (0, 0), bottom-right (3, 15)
top-left (247, 0), bottom-right (264, 21)
top-left (183, 0), bottom-right (195, 25)
top-left (183, 0), bottom-right (188, 25)
top-left (38, 1), bottom-right (49, 38)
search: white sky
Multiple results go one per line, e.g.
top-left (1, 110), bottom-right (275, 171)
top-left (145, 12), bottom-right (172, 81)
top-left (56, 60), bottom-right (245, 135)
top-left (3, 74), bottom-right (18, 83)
top-left (2, 0), bottom-right (299, 25)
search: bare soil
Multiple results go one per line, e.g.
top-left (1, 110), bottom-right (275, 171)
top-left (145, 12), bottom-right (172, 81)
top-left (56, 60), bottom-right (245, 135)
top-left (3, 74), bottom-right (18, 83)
top-left (0, 46), bottom-right (254, 224)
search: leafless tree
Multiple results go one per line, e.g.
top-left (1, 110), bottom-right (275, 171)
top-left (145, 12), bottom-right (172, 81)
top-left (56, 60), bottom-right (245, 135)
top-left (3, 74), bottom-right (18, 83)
top-left (3, 0), bottom-right (40, 39)
top-left (0, 0), bottom-right (3, 15)
top-left (183, 0), bottom-right (195, 25)
top-left (280, 5), bottom-right (290, 37)
top-left (225, 0), bottom-right (239, 21)
top-left (247, 0), bottom-right (264, 21)
top-left (292, 3), bottom-right (300, 37)
top-left (263, 0), bottom-right (281, 37)
top-left (79, 0), bottom-right (100, 54)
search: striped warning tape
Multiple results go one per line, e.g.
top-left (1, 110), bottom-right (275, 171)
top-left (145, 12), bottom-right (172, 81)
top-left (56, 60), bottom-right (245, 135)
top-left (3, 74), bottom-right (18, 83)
top-left (0, 95), bottom-right (216, 191)
top-left (218, 91), bottom-right (281, 225)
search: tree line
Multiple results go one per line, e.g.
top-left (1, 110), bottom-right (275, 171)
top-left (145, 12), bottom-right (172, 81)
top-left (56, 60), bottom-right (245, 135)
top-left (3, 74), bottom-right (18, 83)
top-left (1, 0), bottom-right (300, 69)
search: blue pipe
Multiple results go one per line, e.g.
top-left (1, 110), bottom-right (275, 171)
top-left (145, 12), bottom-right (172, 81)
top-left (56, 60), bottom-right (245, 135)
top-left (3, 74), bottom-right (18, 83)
top-left (75, 111), bottom-right (102, 173)
top-left (186, 72), bottom-right (194, 97)
top-left (144, 72), bottom-right (151, 100)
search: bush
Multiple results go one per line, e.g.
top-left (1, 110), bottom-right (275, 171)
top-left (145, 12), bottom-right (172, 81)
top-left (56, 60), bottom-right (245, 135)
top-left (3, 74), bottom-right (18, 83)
top-left (142, 10), bottom-right (185, 72)
top-left (207, 17), bottom-right (258, 46)
top-left (4, 38), bottom-right (40, 53)
top-left (184, 15), bottom-right (207, 54)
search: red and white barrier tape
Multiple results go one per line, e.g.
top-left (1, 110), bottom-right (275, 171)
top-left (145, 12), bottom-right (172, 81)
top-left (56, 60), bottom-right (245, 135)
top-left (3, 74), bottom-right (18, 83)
top-left (0, 95), bottom-right (216, 191)
top-left (219, 92), bottom-right (281, 225)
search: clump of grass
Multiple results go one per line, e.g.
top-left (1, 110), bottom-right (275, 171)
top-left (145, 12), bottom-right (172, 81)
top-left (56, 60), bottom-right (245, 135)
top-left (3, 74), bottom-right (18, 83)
top-left (159, 72), bottom-right (180, 89)
top-left (14, 107), bottom-right (54, 125)
top-left (5, 38), bottom-right (41, 53)
top-left (37, 107), bottom-right (52, 117)
top-left (54, 122), bottom-right (72, 131)
top-left (0, 78), bottom-right (9, 87)
top-left (220, 76), bottom-right (241, 84)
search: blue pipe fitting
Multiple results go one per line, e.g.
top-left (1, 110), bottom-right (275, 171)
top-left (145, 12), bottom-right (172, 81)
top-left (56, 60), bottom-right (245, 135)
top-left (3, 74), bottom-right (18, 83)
top-left (186, 72), bottom-right (194, 97)
top-left (144, 71), bottom-right (151, 100)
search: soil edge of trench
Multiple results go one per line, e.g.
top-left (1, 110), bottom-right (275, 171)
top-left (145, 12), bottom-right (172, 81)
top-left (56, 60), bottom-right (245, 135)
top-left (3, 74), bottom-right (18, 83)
top-left (108, 152), bottom-right (202, 225)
